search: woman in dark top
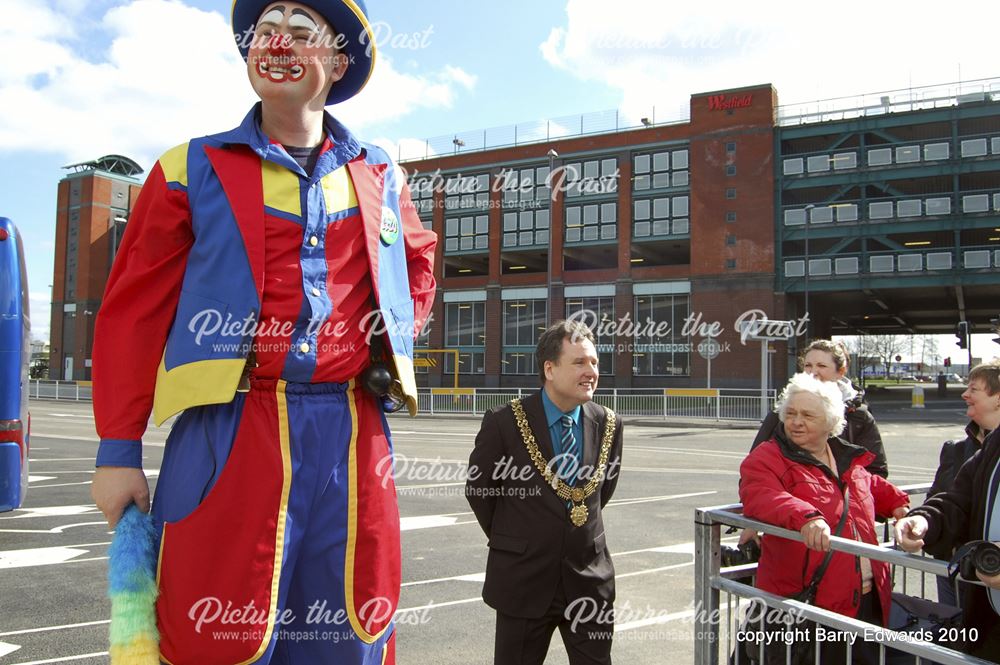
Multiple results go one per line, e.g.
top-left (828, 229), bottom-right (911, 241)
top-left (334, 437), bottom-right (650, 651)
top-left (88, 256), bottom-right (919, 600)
top-left (925, 361), bottom-right (1000, 605)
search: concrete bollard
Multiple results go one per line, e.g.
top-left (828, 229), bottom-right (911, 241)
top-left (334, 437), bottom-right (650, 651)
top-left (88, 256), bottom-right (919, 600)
top-left (911, 385), bottom-right (925, 409)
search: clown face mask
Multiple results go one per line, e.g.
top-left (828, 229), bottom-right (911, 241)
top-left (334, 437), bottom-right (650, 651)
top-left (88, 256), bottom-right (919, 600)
top-left (247, 2), bottom-right (347, 107)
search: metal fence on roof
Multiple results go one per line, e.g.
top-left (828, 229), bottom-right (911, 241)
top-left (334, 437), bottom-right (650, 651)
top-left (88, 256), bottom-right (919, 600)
top-left (398, 104), bottom-right (691, 162)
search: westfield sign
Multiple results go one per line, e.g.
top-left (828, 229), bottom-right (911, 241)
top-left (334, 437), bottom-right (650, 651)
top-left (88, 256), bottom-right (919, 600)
top-left (708, 94), bottom-right (753, 111)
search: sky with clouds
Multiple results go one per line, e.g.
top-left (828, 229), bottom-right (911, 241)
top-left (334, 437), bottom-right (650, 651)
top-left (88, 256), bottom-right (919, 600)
top-left (2, 0), bottom-right (998, 361)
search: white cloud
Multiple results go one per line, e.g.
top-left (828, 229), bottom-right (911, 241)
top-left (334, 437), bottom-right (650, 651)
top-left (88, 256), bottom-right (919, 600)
top-left (0, 1), bottom-right (475, 167)
top-left (29, 293), bottom-right (51, 343)
top-left (542, 0), bottom-right (1000, 122)
top-left (335, 55), bottom-right (477, 129)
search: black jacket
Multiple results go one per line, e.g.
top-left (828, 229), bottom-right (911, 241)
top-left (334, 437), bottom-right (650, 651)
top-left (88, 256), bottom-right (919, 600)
top-left (910, 429), bottom-right (1000, 658)
top-left (465, 392), bottom-right (625, 618)
top-left (750, 400), bottom-right (888, 478)
top-left (928, 421), bottom-right (987, 498)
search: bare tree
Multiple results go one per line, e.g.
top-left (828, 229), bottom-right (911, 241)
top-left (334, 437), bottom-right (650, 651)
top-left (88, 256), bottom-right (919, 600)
top-left (868, 334), bottom-right (908, 378)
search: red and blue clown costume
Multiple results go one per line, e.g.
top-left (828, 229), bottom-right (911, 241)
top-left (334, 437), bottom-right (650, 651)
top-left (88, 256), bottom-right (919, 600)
top-left (93, 98), bottom-right (436, 665)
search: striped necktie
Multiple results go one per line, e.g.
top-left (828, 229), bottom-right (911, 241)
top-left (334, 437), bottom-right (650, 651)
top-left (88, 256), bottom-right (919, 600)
top-left (559, 415), bottom-right (579, 482)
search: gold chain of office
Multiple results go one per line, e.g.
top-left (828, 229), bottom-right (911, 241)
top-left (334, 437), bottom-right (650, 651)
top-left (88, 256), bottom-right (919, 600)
top-left (510, 399), bottom-right (616, 527)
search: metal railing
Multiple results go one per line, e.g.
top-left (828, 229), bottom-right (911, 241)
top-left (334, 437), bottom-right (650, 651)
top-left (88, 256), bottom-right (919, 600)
top-left (694, 484), bottom-right (991, 664)
top-left (776, 76), bottom-right (1000, 127)
top-left (28, 380), bottom-right (92, 401)
top-left (398, 104), bottom-right (690, 162)
top-left (412, 388), bottom-right (774, 421)
top-left (28, 382), bottom-right (775, 422)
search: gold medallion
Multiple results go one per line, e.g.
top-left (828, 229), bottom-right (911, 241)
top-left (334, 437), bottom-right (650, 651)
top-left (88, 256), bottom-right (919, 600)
top-left (570, 503), bottom-right (589, 527)
top-left (509, 399), bottom-right (615, 529)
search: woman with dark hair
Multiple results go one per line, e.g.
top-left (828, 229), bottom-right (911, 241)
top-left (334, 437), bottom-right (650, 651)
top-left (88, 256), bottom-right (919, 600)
top-left (751, 339), bottom-right (888, 478)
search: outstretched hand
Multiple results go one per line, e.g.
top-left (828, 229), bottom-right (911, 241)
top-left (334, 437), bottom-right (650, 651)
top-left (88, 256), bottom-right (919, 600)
top-left (893, 515), bottom-right (928, 553)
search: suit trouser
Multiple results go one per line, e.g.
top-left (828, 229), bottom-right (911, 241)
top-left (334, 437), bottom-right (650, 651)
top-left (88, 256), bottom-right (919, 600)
top-left (150, 378), bottom-right (399, 665)
top-left (494, 582), bottom-right (613, 665)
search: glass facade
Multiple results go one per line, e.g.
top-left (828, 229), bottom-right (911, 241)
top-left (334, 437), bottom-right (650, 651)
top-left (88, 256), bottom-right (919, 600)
top-left (444, 173), bottom-right (490, 253)
top-left (502, 299), bottom-right (547, 375)
top-left (633, 149), bottom-right (689, 191)
top-left (632, 295), bottom-right (691, 376)
top-left (444, 302), bottom-right (486, 375)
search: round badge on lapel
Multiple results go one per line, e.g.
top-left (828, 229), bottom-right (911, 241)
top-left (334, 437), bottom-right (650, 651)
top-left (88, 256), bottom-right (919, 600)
top-left (380, 207), bottom-right (400, 245)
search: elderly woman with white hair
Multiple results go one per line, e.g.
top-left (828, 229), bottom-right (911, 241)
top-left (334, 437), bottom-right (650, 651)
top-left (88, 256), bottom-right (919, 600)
top-left (739, 373), bottom-right (909, 664)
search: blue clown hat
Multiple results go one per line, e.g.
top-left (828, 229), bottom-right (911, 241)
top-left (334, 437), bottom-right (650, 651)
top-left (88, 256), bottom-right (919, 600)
top-left (232, 0), bottom-right (376, 105)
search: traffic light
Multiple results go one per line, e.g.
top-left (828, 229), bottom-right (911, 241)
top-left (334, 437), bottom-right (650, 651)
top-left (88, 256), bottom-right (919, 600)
top-left (944, 357), bottom-right (951, 367)
top-left (956, 321), bottom-right (969, 349)
top-left (992, 316), bottom-right (1000, 345)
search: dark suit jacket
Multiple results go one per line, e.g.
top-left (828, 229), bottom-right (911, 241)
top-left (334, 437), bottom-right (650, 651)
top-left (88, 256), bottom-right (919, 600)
top-left (465, 391), bottom-right (625, 618)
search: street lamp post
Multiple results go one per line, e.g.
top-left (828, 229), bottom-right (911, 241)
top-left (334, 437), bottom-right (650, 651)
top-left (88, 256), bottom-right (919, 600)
top-left (547, 148), bottom-right (558, 325)
top-left (803, 204), bottom-right (814, 338)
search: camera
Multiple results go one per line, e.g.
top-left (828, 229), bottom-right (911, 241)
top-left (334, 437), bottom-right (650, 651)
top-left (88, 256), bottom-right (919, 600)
top-left (953, 540), bottom-right (1000, 581)
top-left (721, 539), bottom-right (761, 568)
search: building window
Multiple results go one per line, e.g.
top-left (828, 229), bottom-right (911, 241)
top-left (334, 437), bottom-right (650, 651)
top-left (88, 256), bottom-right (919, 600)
top-left (410, 175), bottom-right (437, 219)
top-left (566, 202), bottom-right (617, 243)
top-left (444, 302), bottom-right (486, 375)
top-left (725, 165), bottom-right (736, 176)
top-left (503, 299), bottom-right (547, 375)
top-left (501, 166), bottom-right (551, 207)
top-left (726, 234), bottom-right (736, 246)
top-left (565, 296), bottom-right (615, 373)
top-left (444, 214), bottom-right (489, 253)
top-left (726, 188), bottom-right (736, 199)
top-left (726, 211), bottom-right (736, 223)
top-left (632, 294), bottom-right (690, 376)
top-left (563, 158), bottom-right (618, 198)
top-left (725, 258), bottom-right (737, 269)
top-left (633, 196), bottom-right (689, 238)
top-left (503, 209), bottom-right (549, 248)
top-left (726, 142), bottom-right (736, 153)
top-left (633, 148), bottom-right (689, 191)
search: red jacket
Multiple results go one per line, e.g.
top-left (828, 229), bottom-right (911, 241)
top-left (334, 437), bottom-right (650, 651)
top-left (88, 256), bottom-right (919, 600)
top-left (739, 431), bottom-right (909, 623)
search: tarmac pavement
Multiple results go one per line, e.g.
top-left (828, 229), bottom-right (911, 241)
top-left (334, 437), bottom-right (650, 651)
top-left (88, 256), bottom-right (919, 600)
top-left (0, 397), bottom-right (965, 664)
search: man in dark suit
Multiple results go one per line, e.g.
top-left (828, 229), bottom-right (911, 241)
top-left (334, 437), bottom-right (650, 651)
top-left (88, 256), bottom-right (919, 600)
top-left (466, 319), bottom-right (624, 665)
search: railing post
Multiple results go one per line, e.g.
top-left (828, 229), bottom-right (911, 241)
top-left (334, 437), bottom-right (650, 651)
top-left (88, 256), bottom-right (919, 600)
top-left (694, 508), bottom-right (721, 665)
top-left (716, 392), bottom-right (721, 421)
top-left (429, 391), bottom-right (435, 416)
top-left (613, 388), bottom-right (618, 414)
top-left (473, 390), bottom-right (477, 416)
top-left (76, 382), bottom-right (80, 401)
top-left (662, 391), bottom-right (667, 419)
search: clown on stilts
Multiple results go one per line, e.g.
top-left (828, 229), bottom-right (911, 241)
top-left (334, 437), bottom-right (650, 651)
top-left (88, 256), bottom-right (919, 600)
top-left (90, 1), bottom-right (436, 663)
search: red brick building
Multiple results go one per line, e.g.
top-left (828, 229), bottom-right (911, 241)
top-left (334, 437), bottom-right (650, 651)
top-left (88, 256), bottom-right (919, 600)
top-left (405, 84), bottom-right (791, 389)
top-left (50, 155), bottom-right (142, 381)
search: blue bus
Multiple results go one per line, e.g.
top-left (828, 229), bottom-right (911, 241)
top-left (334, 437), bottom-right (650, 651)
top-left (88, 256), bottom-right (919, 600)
top-left (0, 217), bottom-right (30, 512)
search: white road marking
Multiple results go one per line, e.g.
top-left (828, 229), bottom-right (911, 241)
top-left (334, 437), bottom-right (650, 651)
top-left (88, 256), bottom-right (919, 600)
top-left (615, 607), bottom-right (695, 632)
top-left (27, 457), bottom-right (99, 461)
top-left (400, 515), bottom-right (474, 531)
top-left (0, 620), bottom-right (109, 638)
top-left (41, 414), bottom-right (94, 420)
top-left (0, 547), bottom-right (94, 569)
top-left (27, 476), bottom-right (56, 483)
top-left (10, 652), bottom-right (108, 664)
top-left (28, 481), bottom-right (94, 489)
top-left (0, 642), bottom-right (21, 657)
top-left (607, 491), bottom-right (717, 507)
top-left (0, 506), bottom-right (100, 520)
top-left (402, 572), bottom-right (485, 587)
top-left (394, 597), bottom-right (481, 614)
top-left (0, 521), bottom-right (109, 535)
